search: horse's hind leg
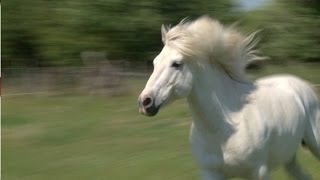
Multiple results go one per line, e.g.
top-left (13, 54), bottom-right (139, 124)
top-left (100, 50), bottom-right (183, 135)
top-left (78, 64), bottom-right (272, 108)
top-left (303, 109), bottom-right (320, 159)
top-left (285, 156), bottom-right (311, 180)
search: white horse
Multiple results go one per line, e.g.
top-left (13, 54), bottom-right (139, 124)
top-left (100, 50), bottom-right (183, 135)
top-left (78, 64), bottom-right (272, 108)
top-left (138, 16), bottom-right (320, 179)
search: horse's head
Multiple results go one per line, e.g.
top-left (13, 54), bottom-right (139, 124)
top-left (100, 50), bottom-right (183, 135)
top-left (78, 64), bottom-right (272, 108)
top-left (138, 16), bottom-right (263, 116)
top-left (138, 26), bottom-right (194, 116)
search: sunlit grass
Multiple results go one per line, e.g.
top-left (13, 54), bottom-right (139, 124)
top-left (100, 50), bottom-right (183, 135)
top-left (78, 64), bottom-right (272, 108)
top-left (2, 95), bottom-right (196, 180)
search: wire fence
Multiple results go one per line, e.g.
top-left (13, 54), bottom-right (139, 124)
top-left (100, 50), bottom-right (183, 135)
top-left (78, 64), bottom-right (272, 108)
top-left (2, 63), bottom-right (150, 97)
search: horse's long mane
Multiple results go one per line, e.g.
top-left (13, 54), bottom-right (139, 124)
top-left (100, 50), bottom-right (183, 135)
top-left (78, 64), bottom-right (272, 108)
top-left (163, 16), bottom-right (266, 81)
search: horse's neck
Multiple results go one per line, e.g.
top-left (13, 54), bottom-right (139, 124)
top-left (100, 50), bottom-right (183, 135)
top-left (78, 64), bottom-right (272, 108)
top-left (187, 66), bottom-right (254, 133)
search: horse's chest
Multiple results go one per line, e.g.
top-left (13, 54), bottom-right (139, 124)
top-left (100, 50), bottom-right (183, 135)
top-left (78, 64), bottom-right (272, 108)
top-left (190, 124), bottom-right (259, 177)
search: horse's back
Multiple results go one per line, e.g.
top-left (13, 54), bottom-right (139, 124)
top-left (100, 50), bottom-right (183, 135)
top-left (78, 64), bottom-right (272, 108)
top-left (256, 74), bottom-right (318, 111)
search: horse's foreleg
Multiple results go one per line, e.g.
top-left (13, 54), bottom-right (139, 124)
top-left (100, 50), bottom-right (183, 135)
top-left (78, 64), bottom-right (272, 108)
top-left (285, 156), bottom-right (312, 180)
top-left (201, 168), bottom-right (225, 180)
top-left (250, 165), bottom-right (270, 180)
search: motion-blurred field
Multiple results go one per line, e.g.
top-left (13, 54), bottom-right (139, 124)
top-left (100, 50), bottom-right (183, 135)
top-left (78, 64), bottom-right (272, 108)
top-left (3, 63), bottom-right (320, 180)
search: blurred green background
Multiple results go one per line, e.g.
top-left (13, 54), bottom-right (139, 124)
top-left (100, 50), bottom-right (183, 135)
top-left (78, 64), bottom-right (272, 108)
top-left (2, 0), bottom-right (320, 179)
top-left (2, 0), bottom-right (320, 67)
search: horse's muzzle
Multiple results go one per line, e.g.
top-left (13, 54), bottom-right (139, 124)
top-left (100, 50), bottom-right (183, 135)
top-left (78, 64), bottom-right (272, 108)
top-left (138, 95), bottom-right (160, 116)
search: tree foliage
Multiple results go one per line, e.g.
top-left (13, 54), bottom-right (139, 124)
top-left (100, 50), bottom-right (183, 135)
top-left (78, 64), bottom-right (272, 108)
top-left (2, 0), bottom-right (232, 67)
top-left (2, 0), bottom-right (320, 67)
top-left (239, 0), bottom-right (320, 63)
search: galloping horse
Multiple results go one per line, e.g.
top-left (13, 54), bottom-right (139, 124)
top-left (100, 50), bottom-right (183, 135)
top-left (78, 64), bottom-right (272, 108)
top-left (138, 16), bottom-right (320, 179)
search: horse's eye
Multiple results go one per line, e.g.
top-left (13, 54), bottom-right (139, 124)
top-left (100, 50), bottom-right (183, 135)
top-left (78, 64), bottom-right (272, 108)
top-left (171, 61), bottom-right (182, 69)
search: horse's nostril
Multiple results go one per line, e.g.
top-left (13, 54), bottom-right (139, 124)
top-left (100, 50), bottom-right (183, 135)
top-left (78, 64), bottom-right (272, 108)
top-left (143, 97), bottom-right (153, 107)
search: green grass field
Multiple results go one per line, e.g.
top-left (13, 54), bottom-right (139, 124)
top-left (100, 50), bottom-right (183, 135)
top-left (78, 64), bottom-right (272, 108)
top-left (2, 63), bottom-right (320, 180)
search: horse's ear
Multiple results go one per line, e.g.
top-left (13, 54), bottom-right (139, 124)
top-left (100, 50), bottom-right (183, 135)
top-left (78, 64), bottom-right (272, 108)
top-left (161, 24), bottom-right (167, 44)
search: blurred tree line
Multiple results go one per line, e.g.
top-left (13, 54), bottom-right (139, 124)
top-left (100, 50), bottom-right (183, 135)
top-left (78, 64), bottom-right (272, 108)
top-left (2, 0), bottom-right (232, 67)
top-left (240, 0), bottom-right (320, 63)
top-left (2, 0), bottom-right (320, 68)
